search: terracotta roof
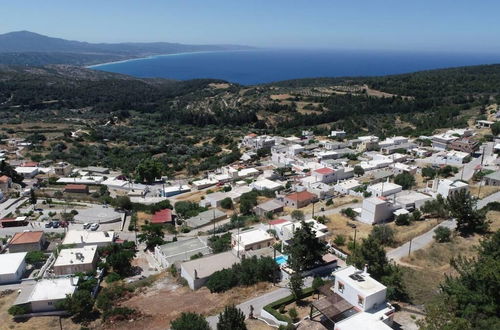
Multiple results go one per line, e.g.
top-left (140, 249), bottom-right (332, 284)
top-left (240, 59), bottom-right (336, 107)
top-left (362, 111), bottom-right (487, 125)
top-left (22, 162), bottom-right (39, 167)
top-left (314, 167), bottom-right (335, 175)
top-left (246, 133), bottom-right (257, 138)
top-left (151, 209), bottom-right (172, 224)
top-left (285, 191), bottom-right (316, 202)
top-left (10, 231), bottom-right (44, 245)
top-left (269, 218), bottom-right (289, 225)
top-left (64, 184), bottom-right (87, 190)
top-left (0, 175), bottom-right (10, 183)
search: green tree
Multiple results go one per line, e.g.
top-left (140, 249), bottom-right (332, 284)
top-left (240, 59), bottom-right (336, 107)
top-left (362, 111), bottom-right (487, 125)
top-left (446, 190), bottom-right (489, 236)
top-left (208, 232), bottom-right (232, 253)
top-left (217, 305), bottom-right (247, 330)
top-left (491, 121), bottom-right (500, 136)
top-left (138, 222), bottom-right (165, 250)
top-left (288, 307), bottom-right (298, 321)
top-left (333, 234), bottom-right (346, 246)
top-left (348, 235), bottom-right (407, 301)
top-left (395, 213), bottom-right (411, 226)
top-left (25, 251), bottom-right (47, 265)
top-left (370, 225), bottom-right (395, 246)
top-left (220, 197), bottom-right (233, 210)
top-left (58, 290), bottom-right (95, 320)
top-left (421, 166), bottom-right (437, 180)
top-left (394, 172), bottom-right (415, 190)
top-left (113, 195), bottom-right (132, 211)
top-left (411, 209), bottom-right (422, 221)
top-left (288, 273), bottom-right (304, 299)
top-left (312, 277), bottom-right (325, 299)
top-left (286, 220), bottom-right (327, 272)
top-left (29, 189), bottom-right (37, 205)
top-left (290, 210), bottom-right (304, 221)
top-left (434, 226), bottom-right (452, 243)
top-left (341, 207), bottom-right (357, 220)
top-left (171, 312), bottom-right (210, 330)
top-left (353, 165), bottom-right (365, 177)
top-left (135, 158), bottom-right (164, 184)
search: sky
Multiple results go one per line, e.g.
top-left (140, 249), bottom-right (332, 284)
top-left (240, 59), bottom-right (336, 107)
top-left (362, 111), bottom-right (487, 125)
top-left (1, 0), bottom-right (499, 53)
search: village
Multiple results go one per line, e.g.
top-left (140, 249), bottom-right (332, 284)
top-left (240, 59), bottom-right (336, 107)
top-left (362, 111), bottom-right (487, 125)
top-left (0, 114), bottom-right (499, 330)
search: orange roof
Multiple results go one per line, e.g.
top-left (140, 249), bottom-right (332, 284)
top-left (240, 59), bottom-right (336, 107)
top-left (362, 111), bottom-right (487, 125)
top-left (10, 231), bottom-right (44, 245)
top-left (22, 162), bottom-right (39, 167)
top-left (0, 175), bottom-right (10, 183)
top-left (151, 209), bottom-right (172, 224)
top-left (246, 133), bottom-right (257, 137)
top-left (285, 191), bottom-right (316, 202)
top-left (269, 218), bottom-right (289, 225)
top-left (314, 167), bottom-right (334, 175)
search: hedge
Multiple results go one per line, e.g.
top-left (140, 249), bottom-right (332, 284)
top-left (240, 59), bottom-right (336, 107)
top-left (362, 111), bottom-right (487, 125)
top-left (263, 286), bottom-right (315, 323)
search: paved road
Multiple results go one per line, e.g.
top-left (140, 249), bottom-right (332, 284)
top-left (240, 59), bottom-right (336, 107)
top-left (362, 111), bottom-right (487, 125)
top-left (281, 201), bottom-right (362, 221)
top-left (0, 198), bottom-right (27, 219)
top-left (452, 142), bottom-right (495, 181)
top-left (477, 191), bottom-right (500, 209)
top-left (206, 277), bottom-right (313, 329)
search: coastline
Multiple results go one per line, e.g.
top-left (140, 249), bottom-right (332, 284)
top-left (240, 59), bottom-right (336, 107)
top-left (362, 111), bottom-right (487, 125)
top-left (86, 49), bottom-right (257, 69)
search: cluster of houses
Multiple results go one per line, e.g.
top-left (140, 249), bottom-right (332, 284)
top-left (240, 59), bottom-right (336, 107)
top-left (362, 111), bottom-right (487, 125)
top-left (0, 229), bottom-right (114, 314)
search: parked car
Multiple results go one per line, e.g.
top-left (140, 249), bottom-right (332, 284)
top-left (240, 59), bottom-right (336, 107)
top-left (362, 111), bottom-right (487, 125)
top-left (44, 222), bottom-right (53, 228)
top-left (51, 221), bottom-right (60, 228)
top-left (34, 208), bottom-right (43, 212)
top-left (83, 223), bottom-right (91, 229)
top-left (90, 223), bottom-right (99, 231)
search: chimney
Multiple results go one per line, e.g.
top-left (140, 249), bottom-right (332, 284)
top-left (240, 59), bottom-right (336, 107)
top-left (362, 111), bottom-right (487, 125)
top-left (363, 264), bottom-right (368, 274)
top-left (194, 269), bottom-right (198, 279)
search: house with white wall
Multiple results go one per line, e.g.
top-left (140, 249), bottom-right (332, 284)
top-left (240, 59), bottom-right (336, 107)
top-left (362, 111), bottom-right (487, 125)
top-left (360, 197), bottom-right (394, 224)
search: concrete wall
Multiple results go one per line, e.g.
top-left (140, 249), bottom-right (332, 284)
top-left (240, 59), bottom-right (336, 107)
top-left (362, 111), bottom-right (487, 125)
top-left (31, 299), bottom-right (61, 312)
top-left (0, 258), bottom-right (25, 284)
top-left (9, 241), bottom-right (42, 253)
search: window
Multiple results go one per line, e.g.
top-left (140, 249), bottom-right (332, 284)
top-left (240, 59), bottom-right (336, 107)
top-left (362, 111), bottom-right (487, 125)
top-left (48, 302), bottom-right (53, 305)
top-left (337, 282), bottom-right (344, 293)
top-left (357, 295), bottom-right (364, 307)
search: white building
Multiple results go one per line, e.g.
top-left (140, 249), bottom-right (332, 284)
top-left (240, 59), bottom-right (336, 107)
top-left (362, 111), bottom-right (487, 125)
top-left (180, 251), bottom-right (240, 290)
top-left (281, 219), bottom-right (329, 242)
top-left (251, 178), bottom-right (283, 191)
top-left (312, 167), bottom-right (336, 183)
top-left (427, 178), bottom-right (469, 198)
top-left (232, 229), bottom-right (274, 253)
top-left (62, 230), bottom-right (114, 248)
top-left (192, 178), bottom-right (218, 190)
top-left (334, 179), bottom-right (362, 195)
top-left (331, 130), bottom-right (346, 138)
top-left (53, 245), bottom-right (99, 275)
top-left (390, 162), bottom-right (417, 175)
top-left (0, 252), bottom-right (26, 284)
top-left (14, 277), bottom-right (78, 312)
top-left (154, 237), bottom-right (211, 268)
top-left (367, 182), bottom-right (402, 197)
top-left (14, 166), bottom-right (39, 178)
top-left (360, 197), bottom-right (394, 224)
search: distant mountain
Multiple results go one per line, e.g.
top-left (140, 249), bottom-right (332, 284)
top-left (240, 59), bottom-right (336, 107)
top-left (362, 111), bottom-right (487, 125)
top-left (0, 31), bottom-right (253, 66)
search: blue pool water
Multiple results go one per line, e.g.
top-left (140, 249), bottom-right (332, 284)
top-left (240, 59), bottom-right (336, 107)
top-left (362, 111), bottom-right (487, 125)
top-left (275, 255), bottom-right (288, 265)
top-left (89, 48), bottom-right (500, 85)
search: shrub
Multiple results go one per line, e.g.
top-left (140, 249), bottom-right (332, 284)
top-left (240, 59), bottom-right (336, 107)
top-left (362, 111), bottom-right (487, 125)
top-left (8, 304), bottom-right (30, 316)
top-left (434, 226), bottom-right (452, 243)
top-left (220, 197), bottom-right (233, 210)
top-left (288, 307), bottom-right (298, 321)
top-left (395, 214), bottom-right (411, 226)
top-left (325, 199), bottom-right (333, 206)
top-left (333, 234), bottom-right (346, 246)
top-left (370, 225), bottom-right (395, 246)
top-left (106, 272), bottom-right (122, 283)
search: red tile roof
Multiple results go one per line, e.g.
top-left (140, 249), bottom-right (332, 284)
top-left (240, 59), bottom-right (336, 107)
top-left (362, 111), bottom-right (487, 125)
top-left (22, 162), bottom-right (39, 167)
top-left (269, 218), bottom-right (289, 225)
top-left (314, 167), bottom-right (334, 175)
top-left (151, 209), bottom-right (173, 224)
top-left (285, 191), bottom-right (316, 202)
top-left (10, 231), bottom-right (44, 245)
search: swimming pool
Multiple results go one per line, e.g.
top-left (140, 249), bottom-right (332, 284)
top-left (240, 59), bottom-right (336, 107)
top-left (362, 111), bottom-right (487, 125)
top-left (275, 255), bottom-right (288, 265)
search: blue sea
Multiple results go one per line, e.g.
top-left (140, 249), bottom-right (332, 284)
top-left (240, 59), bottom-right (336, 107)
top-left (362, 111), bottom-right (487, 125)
top-left (89, 49), bottom-right (500, 85)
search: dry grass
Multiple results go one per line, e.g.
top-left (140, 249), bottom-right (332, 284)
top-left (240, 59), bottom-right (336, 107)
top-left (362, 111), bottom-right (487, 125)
top-left (469, 184), bottom-right (500, 199)
top-left (173, 190), bottom-right (207, 202)
top-left (285, 196), bottom-right (359, 216)
top-left (136, 211), bottom-right (152, 227)
top-left (282, 295), bottom-right (319, 321)
top-left (390, 218), bottom-right (443, 245)
top-left (270, 94), bottom-right (292, 100)
top-left (246, 319), bottom-right (275, 330)
top-left (325, 213), bottom-right (372, 247)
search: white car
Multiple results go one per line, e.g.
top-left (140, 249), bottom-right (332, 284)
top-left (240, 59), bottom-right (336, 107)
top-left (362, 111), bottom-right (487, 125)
top-left (90, 223), bottom-right (100, 231)
top-left (83, 223), bottom-right (91, 229)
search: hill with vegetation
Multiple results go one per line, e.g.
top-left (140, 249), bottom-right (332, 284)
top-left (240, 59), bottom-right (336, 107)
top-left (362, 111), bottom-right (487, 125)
top-left (0, 31), bottom-right (253, 65)
top-left (0, 63), bottom-right (498, 175)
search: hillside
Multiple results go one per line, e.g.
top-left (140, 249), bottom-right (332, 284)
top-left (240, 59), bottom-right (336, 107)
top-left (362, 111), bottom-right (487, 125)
top-left (0, 63), bottom-right (498, 174)
top-left (0, 31), bottom-right (253, 65)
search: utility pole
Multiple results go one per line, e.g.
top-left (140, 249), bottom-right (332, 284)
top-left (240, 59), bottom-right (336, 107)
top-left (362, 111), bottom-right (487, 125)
top-left (408, 238), bottom-right (412, 257)
top-left (353, 227), bottom-right (357, 251)
top-left (312, 201), bottom-right (315, 218)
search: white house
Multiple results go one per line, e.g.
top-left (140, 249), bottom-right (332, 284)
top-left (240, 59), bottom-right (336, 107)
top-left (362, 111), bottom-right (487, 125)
top-left (14, 277), bottom-right (78, 312)
top-left (232, 229), bottom-right (274, 253)
top-left (281, 219), bottom-right (329, 242)
top-left (14, 166), bottom-right (39, 178)
top-left (180, 251), bottom-right (240, 290)
top-left (0, 252), bottom-right (26, 284)
top-left (334, 179), bottom-right (362, 195)
top-left (360, 197), bottom-right (394, 224)
top-left (62, 230), bottom-right (114, 248)
top-left (331, 130), bottom-right (346, 138)
top-left (154, 237), bottom-right (211, 268)
top-left (367, 182), bottom-right (402, 197)
top-left (332, 266), bottom-right (395, 330)
top-left (53, 245), bottom-right (99, 275)
top-left (427, 178), bottom-right (469, 198)
top-left (312, 167), bottom-right (336, 183)
top-left (251, 178), bottom-right (283, 191)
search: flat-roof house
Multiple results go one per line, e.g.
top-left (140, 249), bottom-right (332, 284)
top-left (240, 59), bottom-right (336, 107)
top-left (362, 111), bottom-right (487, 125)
top-left (431, 133), bottom-right (457, 150)
top-left (253, 199), bottom-right (284, 217)
top-left (53, 245), bottom-right (98, 275)
top-left (331, 130), bottom-right (346, 138)
top-left (484, 171), bottom-right (500, 186)
top-left (331, 266), bottom-right (395, 330)
top-left (0, 252), bottom-right (26, 284)
top-left (151, 208), bottom-right (174, 225)
top-left (64, 184), bottom-right (89, 194)
top-left (14, 277), bottom-right (78, 312)
top-left (192, 178), bottom-right (218, 190)
top-left (283, 190), bottom-right (317, 209)
top-left (180, 251), bottom-right (240, 290)
top-left (313, 167), bottom-right (336, 184)
top-left (62, 230), bottom-right (114, 248)
top-left (232, 229), bottom-right (274, 253)
top-left (427, 178), bottom-right (469, 198)
top-left (185, 209), bottom-right (227, 229)
top-left (360, 197), bottom-right (394, 224)
top-left (8, 231), bottom-right (46, 253)
top-left (251, 179), bottom-right (283, 191)
top-left (154, 237), bottom-right (211, 268)
top-left (14, 166), bottom-right (39, 178)
top-left (449, 138), bottom-right (480, 154)
top-left (53, 162), bottom-right (72, 176)
top-left (281, 219), bottom-right (329, 242)
top-left (334, 179), bottom-right (362, 195)
top-left (367, 182), bottom-right (402, 197)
